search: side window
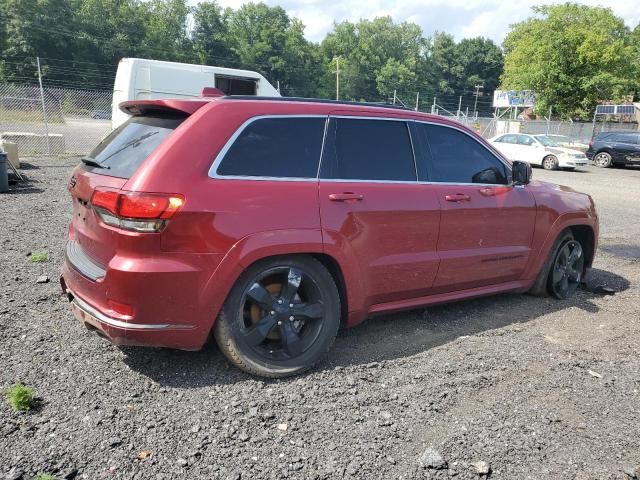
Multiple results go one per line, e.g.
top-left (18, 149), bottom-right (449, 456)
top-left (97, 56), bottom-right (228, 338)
top-left (414, 123), bottom-right (509, 185)
top-left (320, 117), bottom-right (416, 181)
top-left (518, 135), bottom-right (534, 146)
top-left (502, 134), bottom-right (518, 144)
top-left (216, 117), bottom-right (326, 178)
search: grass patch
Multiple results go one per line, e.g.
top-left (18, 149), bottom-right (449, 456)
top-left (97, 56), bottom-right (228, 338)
top-left (33, 473), bottom-right (56, 480)
top-left (6, 384), bottom-right (35, 412)
top-left (34, 474), bottom-right (56, 480)
top-left (30, 251), bottom-right (48, 263)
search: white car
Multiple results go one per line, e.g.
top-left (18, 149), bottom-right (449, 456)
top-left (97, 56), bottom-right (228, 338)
top-left (488, 133), bottom-right (589, 170)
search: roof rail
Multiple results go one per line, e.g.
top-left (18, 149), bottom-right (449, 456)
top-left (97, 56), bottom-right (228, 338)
top-left (224, 95), bottom-right (417, 112)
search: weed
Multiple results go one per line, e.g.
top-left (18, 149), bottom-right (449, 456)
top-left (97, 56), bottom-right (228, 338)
top-left (30, 252), bottom-right (49, 263)
top-left (6, 384), bottom-right (35, 412)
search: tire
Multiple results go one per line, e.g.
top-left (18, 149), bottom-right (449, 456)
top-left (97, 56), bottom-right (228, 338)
top-left (593, 151), bottom-right (612, 168)
top-left (214, 255), bottom-right (341, 378)
top-left (529, 231), bottom-right (585, 299)
top-left (542, 155), bottom-right (558, 170)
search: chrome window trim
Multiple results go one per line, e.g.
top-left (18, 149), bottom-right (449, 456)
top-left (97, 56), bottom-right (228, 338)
top-left (207, 112), bottom-right (513, 187)
top-left (208, 114), bottom-right (328, 181)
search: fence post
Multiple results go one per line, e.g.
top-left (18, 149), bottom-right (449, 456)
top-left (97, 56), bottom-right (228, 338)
top-left (457, 96), bottom-right (462, 120)
top-left (415, 92), bottom-right (419, 111)
top-left (36, 57), bottom-right (51, 156)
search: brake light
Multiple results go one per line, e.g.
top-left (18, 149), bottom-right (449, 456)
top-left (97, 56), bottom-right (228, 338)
top-left (91, 188), bottom-right (184, 232)
top-left (589, 139), bottom-right (594, 148)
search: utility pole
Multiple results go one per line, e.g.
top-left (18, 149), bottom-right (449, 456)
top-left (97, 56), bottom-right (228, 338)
top-left (473, 85), bottom-right (483, 119)
top-left (36, 57), bottom-right (51, 156)
top-left (334, 56), bottom-right (340, 101)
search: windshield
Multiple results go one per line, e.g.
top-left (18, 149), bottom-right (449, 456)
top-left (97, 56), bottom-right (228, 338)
top-left (536, 135), bottom-right (561, 147)
top-left (84, 115), bottom-right (185, 178)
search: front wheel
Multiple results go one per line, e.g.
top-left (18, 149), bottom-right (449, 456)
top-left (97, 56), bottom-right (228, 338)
top-left (214, 256), bottom-right (341, 377)
top-left (529, 231), bottom-right (585, 299)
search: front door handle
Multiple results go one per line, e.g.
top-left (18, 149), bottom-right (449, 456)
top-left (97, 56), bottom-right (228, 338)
top-left (445, 193), bottom-right (471, 202)
top-left (329, 192), bottom-right (364, 202)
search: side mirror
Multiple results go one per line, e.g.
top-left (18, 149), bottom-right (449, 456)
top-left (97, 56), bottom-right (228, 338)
top-left (512, 161), bottom-right (532, 185)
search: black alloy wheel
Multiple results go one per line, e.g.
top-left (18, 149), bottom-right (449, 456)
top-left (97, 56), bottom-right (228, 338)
top-left (215, 256), bottom-right (340, 377)
top-left (548, 239), bottom-right (585, 299)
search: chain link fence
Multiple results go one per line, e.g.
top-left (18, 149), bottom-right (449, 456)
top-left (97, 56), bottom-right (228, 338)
top-left (1, 80), bottom-right (638, 158)
top-left (0, 82), bottom-right (112, 157)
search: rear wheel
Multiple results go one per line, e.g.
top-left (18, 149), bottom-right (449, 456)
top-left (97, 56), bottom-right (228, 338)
top-left (593, 152), bottom-right (612, 168)
top-left (542, 155), bottom-right (558, 170)
top-left (214, 256), bottom-right (341, 378)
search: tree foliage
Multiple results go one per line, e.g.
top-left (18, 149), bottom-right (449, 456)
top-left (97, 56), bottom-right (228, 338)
top-left (501, 3), bottom-right (639, 119)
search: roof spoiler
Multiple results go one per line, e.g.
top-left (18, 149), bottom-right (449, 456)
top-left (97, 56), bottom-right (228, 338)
top-left (201, 87), bottom-right (225, 98)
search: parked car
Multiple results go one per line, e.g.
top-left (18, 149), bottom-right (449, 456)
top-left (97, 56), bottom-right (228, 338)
top-left (61, 95), bottom-right (599, 377)
top-left (488, 133), bottom-right (588, 170)
top-left (586, 131), bottom-right (640, 168)
top-left (90, 110), bottom-right (111, 120)
top-left (541, 134), bottom-right (589, 152)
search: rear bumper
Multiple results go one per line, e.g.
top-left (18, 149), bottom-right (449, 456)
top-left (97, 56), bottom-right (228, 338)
top-left (61, 241), bottom-right (224, 350)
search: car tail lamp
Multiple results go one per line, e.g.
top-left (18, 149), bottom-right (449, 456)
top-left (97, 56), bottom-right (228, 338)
top-left (91, 188), bottom-right (184, 232)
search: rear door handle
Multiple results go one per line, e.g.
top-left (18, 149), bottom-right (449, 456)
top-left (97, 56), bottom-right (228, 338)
top-left (329, 192), bottom-right (364, 202)
top-left (445, 193), bottom-right (471, 202)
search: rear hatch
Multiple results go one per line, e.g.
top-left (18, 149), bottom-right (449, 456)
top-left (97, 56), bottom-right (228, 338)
top-left (68, 103), bottom-right (196, 270)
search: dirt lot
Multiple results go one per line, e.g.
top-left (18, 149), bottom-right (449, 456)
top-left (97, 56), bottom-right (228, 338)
top-left (1, 159), bottom-right (639, 480)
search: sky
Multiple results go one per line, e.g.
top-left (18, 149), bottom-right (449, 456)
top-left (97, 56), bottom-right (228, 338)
top-left (210, 0), bottom-right (640, 44)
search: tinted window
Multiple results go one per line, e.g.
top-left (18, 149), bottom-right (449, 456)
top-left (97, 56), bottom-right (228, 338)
top-left (85, 115), bottom-right (185, 179)
top-left (217, 117), bottom-right (326, 178)
top-left (320, 118), bottom-right (416, 181)
top-left (499, 134), bottom-right (518, 144)
top-left (612, 133), bottom-right (639, 144)
top-left (414, 123), bottom-right (508, 184)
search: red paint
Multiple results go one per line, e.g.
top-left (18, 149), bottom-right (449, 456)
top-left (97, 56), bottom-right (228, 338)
top-left (62, 97), bottom-right (599, 349)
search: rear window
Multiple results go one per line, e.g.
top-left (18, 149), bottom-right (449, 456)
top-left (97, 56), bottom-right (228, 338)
top-left (84, 115), bottom-right (184, 178)
top-left (216, 117), bottom-right (326, 178)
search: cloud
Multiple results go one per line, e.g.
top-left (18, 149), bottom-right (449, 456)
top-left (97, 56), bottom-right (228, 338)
top-left (210, 0), bottom-right (640, 44)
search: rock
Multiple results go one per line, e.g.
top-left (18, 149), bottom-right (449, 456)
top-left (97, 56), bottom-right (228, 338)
top-left (418, 447), bottom-right (447, 470)
top-left (386, 456), bottom-right (396, 465)
top-left (277, 423), bottom-right (288, 432)
top-left (588, 370), bottom-right (603, 379)
top-left (36, 275), bottom-right (49, 284)
top-left (238, 432), bottom-right (250, 442)
top-left (4, 468), bottom-right (24, 480)
top-left (176, 458), bottom-right (188, 467)
top-left (471, 461), bottom-right (491, 476)
top-left (622, 464), bottom-right (639, 479)
top-left (190, 425), bottom-right (201, 434)
top-left (108, 437), bottom-right (122, 448)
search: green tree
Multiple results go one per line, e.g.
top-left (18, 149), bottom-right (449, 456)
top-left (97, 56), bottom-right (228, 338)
top-left (0, 0), bottom-right (75, 82)
top-left (192, 1), bottom-right (235, 66)
top-left (501, 3), bottom-right (637, 118)
top-left (321, 16), bottom-right (425, 101)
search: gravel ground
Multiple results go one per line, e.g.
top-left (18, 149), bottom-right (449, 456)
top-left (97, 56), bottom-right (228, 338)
top-left (1, 159), bottom-right (639, 480)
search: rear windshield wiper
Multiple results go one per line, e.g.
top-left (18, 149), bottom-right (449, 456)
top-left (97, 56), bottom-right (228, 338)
top-left (81, 157), bottom-right (110, 169)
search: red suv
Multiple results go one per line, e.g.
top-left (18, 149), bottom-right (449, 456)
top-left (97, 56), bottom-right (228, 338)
top-left (62, 96), bottom-right (599, 377)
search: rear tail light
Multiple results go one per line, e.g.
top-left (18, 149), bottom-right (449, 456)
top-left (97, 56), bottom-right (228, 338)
top-left (589, 139), bottom-right (594, 148)
top-left (91, 188), bottom-right (184, 232)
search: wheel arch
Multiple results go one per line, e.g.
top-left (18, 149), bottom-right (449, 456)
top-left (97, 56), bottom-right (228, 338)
top-left (199, 229), bottom-right (362, 335)
top-left (569, 225), bottom-right (596, 268)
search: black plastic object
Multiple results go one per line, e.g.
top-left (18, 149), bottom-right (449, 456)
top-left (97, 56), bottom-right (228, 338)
top-left (0, 151), bottom-right (9, 193)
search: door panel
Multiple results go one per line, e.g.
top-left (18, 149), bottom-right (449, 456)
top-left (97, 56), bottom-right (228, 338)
top-left (431, 184), bottom-right (536, 292)
top-left (318, 116), bottom-right (441, 307)
top-left (319, 182), bottom-right (440, 305)
top-left (411, 122), bottom-right (536, 292)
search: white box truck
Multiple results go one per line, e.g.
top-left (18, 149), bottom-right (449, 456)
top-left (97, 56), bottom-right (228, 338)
top-left (111, 58), bottom-right (281, 129)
